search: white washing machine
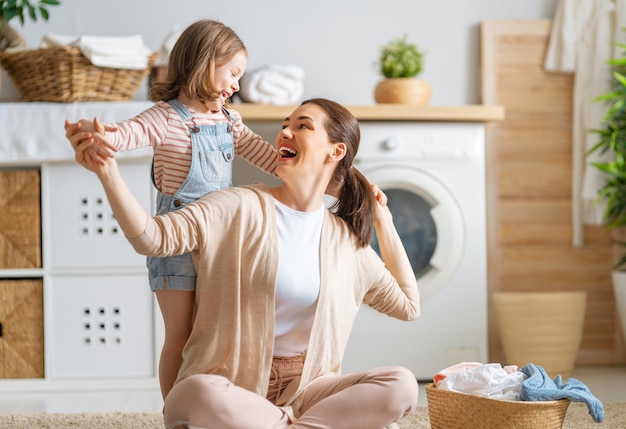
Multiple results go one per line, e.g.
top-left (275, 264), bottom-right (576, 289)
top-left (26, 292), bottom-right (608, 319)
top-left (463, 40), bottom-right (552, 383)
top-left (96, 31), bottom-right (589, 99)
top-left (341, 121), bottom-right (488, 380)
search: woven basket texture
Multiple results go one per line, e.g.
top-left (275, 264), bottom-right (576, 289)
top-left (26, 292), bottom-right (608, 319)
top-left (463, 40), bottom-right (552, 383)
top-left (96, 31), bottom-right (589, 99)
top-left (425, 383), bottom-right (570, 429)
top-left (0, 169), bottom-right (41, 269)
top-left (494, 292), bottom-right (586, 379)
top-left (0, 46), bottom-right (156, 102)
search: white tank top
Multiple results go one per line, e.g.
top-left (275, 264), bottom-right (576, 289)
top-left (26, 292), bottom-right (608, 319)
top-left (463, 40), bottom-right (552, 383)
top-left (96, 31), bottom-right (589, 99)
top-left (273, 199), bottom-right (324, 357)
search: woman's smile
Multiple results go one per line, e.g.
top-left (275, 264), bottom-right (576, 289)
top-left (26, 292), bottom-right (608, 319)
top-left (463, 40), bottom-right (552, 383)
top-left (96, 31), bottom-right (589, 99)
top-left (279, 144), bottom-right (298, 159)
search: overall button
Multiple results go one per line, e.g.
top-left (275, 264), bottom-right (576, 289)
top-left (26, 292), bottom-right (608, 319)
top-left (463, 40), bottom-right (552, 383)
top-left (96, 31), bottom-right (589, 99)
top-left (173, 199), bottom-right (183, 207)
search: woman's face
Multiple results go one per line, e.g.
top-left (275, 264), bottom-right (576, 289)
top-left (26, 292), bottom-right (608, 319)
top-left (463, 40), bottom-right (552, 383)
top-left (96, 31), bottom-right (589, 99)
top-left (275, 103), bottom-right (340, 179)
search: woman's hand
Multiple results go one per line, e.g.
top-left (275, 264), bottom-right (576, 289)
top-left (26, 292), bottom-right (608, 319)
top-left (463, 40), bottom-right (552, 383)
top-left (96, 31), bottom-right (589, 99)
top-left (369, 183), bottom-right (417, 295)
top-left (65, 118), bottom-right (146, 239)
top-left (64, 117), bottom-right (118, 168)
top-left (371, 184), bottom-right (393, 226)
top-left (371, 184), bottom-right (388, 206)
top-left (65, 119), bottom-right (103, 170)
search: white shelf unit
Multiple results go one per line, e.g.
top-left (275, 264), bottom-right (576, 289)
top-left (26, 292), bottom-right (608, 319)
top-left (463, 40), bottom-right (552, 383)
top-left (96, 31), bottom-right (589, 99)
top-left (0, 159), bottom-right (163, 393)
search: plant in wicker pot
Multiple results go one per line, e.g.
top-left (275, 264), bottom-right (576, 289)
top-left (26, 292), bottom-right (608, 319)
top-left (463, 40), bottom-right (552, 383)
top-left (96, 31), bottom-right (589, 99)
top-left (0, 0), bottom-right (59, 49)
top-left (588, 40), bottom-right (626, 347)
top-left (373, 35), bottom-right (431, 105)
top-left (1, 0), bottom-right (155, 103)
top-left (0, 0), bottom-right (60, 92)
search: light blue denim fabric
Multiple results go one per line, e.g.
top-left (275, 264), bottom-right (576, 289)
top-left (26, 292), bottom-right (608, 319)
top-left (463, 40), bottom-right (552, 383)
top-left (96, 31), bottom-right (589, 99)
top-left (148, 99), bottom-right (235, 291)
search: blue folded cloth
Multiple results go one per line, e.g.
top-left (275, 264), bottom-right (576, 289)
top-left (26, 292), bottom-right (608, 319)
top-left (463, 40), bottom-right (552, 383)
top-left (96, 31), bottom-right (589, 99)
top-left (519, 363), bottom-right (604, 423)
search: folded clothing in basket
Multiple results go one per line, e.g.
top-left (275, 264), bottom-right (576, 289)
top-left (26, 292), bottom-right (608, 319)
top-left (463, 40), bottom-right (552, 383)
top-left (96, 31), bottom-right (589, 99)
top-left (40, 33), bottom-right (152, 69)
top-left (239, 64), bottom-right (305, 105)
top-left (433, 361), bottom-right (604, 424)
top-left (435, 362), bottom-right (525, 401)
top-left (520, 363), bottom-right (604, 423)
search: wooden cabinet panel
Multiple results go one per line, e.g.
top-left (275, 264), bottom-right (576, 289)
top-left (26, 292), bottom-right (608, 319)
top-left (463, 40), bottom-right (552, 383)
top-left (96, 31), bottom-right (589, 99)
top-left (0, 169), bottom-right (41, 269)
top-left (481, 19), bottom-right (623, 366)
top-left (0, 279), bottom-right (44, 379)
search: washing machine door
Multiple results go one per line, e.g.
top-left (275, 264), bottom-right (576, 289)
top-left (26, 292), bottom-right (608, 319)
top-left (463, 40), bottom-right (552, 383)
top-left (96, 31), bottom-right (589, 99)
top-left (364, 166), bottom-right (464, 301)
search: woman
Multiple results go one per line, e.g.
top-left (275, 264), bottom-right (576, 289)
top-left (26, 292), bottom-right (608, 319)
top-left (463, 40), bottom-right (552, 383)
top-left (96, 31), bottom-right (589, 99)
top-left (66, 98), bottom-right (420, 429)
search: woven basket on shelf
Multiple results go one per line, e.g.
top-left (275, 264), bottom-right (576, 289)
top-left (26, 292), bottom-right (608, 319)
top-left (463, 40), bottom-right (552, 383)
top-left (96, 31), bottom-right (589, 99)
top-left (425, 383), bottom-right (570, 429)
top-left (0, 46), bottom-right (157, 102)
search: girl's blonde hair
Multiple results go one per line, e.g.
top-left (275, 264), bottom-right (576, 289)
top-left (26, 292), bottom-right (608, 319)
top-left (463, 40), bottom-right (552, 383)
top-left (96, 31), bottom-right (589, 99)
top-left (150, 19), bottom-right (246, 103)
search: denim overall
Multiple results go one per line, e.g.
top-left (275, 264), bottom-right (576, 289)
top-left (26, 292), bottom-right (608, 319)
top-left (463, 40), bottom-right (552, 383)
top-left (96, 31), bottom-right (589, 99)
top-left (148, 99), bottom-right (235, 291)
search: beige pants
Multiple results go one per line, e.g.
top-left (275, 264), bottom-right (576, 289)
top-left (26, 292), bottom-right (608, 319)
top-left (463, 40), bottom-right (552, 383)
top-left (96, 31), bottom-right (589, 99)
top-left (164, 358), bottom-right (417, 429)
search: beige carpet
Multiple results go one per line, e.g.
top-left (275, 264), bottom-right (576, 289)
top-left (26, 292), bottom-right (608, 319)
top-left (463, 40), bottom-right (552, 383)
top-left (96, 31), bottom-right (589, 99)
top-left (0, 403), bottom-right (623, 428)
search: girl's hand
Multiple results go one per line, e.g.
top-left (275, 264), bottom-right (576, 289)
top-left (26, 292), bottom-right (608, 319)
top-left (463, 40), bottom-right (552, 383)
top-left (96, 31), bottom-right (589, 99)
top-left (65, 119), bottom-right (111, 172)
top-left (86, 117), bottom-right (118, 160)
top-left (76, 117), bottom-right (118, 135)
top-left (65, 117), bottom-right (118, 165)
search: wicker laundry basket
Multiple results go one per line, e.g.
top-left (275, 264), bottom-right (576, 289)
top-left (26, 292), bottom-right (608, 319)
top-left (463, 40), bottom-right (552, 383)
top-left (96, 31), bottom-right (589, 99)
top-left (425, 383), bottom-right (570, 429)
top-left (0, 46), bottom-right (157, 102)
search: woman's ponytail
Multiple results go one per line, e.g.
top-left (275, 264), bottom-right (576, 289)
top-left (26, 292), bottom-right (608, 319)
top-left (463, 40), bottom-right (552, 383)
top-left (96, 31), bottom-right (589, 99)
top-left (334, 166), bottom-right (376, 247)
top-left (301, 98), bottom-right (377, 248)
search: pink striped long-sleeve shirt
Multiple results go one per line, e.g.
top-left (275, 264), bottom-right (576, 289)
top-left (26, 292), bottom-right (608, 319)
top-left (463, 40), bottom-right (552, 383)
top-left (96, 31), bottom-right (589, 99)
top-left (104, 100), bottom-right (277, 195)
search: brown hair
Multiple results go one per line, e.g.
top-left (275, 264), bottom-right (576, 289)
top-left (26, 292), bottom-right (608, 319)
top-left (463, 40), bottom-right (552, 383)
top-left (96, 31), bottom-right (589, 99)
top-left (301, 98), bottom-right (376, 247)
top-left (149, 19), bottom-right (247, 103)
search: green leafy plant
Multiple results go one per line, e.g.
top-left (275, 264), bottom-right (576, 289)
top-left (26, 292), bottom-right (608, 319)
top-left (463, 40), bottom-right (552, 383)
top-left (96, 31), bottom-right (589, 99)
top-left (0, 0), bottom-right (60, 25)
top-left (378, 35), bottom-right (424, 78)
top-left (588, 41), bottom-right (626, 269)
top-left (0, 0), bottom-right (59, 50)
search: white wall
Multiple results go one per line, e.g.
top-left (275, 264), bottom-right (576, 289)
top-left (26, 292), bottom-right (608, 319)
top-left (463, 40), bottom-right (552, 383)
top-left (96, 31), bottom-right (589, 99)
top-left (0, 0), bottom-right (558, 104)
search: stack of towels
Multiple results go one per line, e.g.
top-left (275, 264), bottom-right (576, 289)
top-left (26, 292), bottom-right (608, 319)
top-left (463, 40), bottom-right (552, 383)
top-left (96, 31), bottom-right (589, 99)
top-left (41, 33), bottom-right (152, 69)
top-left (239, 64), bottom-right (305, 105)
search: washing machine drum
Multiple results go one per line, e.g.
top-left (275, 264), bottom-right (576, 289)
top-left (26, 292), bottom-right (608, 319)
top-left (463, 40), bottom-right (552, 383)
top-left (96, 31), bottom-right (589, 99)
top-left (366, 167), bottom-right (465, 301)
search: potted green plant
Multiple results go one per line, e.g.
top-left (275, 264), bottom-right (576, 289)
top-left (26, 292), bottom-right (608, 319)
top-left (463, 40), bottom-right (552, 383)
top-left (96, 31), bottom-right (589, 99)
top-left (588, 40), bottom-right (626, 344)
top-left (0, 0), bottom-right (60, 50)
top-left (373, 35), bottom-right (431, 105)
top-left (0, 0), bottom-right (60, 94)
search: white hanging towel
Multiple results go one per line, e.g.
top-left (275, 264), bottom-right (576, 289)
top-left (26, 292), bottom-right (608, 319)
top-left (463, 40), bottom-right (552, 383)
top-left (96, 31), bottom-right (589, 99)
top-left (544, 0), bottom-right (626, 247)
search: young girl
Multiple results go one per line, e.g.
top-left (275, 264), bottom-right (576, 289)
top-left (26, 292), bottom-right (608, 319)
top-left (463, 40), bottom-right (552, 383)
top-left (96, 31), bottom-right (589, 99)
top-left (67, 19), bottom-right (277, 399)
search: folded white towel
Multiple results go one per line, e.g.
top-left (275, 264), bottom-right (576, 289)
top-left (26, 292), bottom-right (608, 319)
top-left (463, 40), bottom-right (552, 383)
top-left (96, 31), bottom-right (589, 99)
top-left (40, 33), bottom-right (79, 48)
top-left (78, 35), bottom-right (152, 69)
top-left (38, 33), bottom-right (152, 69)
top-left (239, 64), bottom-right (305, 105)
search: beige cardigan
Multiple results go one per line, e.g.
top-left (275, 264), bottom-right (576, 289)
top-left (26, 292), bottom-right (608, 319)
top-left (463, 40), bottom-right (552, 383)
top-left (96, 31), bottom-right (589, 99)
top-left (129, 183), bottom-right (419, 409)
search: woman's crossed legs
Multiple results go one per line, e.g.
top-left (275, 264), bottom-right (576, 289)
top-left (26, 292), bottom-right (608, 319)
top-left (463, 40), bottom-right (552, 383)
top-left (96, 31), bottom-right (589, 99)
top-left (163, 366), bottom-right (417, 429)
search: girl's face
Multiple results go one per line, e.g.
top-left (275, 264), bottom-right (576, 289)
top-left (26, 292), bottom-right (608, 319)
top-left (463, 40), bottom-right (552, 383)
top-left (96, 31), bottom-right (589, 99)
top-left (207, 51), bottom-right (247, 110)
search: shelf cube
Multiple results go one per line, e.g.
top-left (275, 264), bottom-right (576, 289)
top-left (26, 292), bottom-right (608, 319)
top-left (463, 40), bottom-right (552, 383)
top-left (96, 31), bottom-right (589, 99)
top-left (48, 273), bottom-right (154, 379)
top-left (44, 161), bottom-right (152, 270)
